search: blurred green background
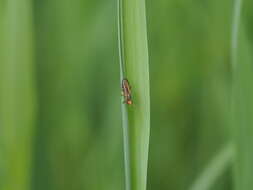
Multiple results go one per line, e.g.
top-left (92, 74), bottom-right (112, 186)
top-left (0, 0), bottom-right (253, 190)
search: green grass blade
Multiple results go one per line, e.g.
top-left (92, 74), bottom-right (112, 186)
top-left (189, 144), bottom-right (234, 190)
top-left (118, 0), bottom-right (150, 189)
top-left (0, 0), bottom-right (36, 189)
top-left (231, 0), bottom-right (243, 71)
top-left (232, 32), bottom-right (253, 190)
top-left (230, 0), bottom-right (253, 189)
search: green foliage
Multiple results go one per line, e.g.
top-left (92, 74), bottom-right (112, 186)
top-left (0, 0), bottom-right (253, 190)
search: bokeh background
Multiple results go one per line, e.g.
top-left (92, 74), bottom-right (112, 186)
top-left (0, 0), bottom-right (253, 190)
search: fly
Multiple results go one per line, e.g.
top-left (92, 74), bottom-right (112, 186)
top-left (121, 78), bottom-right (133, 105)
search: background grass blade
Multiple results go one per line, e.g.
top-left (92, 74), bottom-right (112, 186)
top-left (231, 0), bottom-right (243, 71)
top-left (118, 0), bottom-right (150, 189)
top-left (232, 30), bottom-right (253, 190)
top-left (230, 0), bottom-right (253, 189)
top-left (0, 0), bottom-right (36, 189)
top-left (189, 144), bottom-right (234, 190)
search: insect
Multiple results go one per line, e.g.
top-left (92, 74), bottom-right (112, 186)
top-left (121, 78), bottom-right (133, 105)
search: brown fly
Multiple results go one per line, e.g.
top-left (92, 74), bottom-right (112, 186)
top-left (121, 78), bottom-right (133, 105)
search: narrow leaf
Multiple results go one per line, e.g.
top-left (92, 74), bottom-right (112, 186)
top-left (118, 0), bottom-right (150, 189)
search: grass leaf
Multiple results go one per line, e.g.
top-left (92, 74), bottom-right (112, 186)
top-left (189, 144), bottom-right (234, 190)
top-left (118, 0), bottom-right (150, 189)
top-left (0, 0), bottom-right (36, 189)
top-left (229, 0), bottom-right (253, 189)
